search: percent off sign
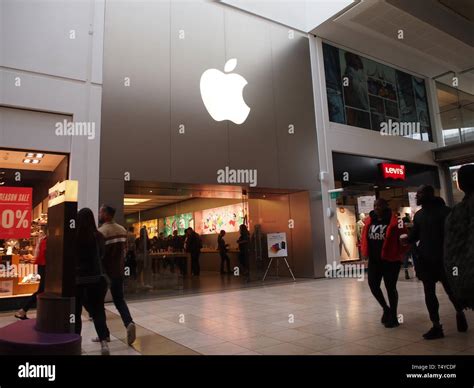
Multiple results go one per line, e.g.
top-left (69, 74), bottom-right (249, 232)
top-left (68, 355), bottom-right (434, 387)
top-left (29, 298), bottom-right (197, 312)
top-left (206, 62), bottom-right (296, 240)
top-left (0, 209), bottom-right (29, 229)
top-left (0, 187), bottom-right (33, 239)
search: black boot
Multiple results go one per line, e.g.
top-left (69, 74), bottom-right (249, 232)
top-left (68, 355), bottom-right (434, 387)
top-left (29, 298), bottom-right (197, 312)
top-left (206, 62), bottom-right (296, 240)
top-left (457, 311), bottom-right (468, 333)
top-left (381, 307), bottom-right (390, 325)
top-left (384, 310), bottom-right (400, 328)
top-left (423, 325), bottom-right (444, 340)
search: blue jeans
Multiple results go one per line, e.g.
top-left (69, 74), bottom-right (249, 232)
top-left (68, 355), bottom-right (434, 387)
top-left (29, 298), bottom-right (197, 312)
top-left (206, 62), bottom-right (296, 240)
top-left (110, 277), bottom-right (133, 328)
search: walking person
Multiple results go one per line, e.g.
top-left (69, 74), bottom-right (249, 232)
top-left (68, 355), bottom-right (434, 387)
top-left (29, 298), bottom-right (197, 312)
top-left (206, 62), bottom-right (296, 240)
top-left (445, 165), bottom-right (474, 310)
top-left (218, 230), bottom-right (231, 275)
top-left (185, 227), bottom-right (201, 276)
top-left (74, 208), bottom-right (110, 355)
top-left (98, 205), bottom-right (136, 346)
top-left (15, 227), bottom-right (47, 320)
top-left (237, 224), bottom-right (250, 278)
top-left (402, 185), bottom-right (467, 339)
top-left (402, 214), bottom-right (413, 280)
top-left (361, 198), bottom-right (408, 328)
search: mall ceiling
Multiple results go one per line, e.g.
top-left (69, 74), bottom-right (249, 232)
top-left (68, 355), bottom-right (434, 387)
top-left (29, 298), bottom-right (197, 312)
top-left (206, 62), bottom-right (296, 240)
top-left (311, 0), bottom-right (474, 92)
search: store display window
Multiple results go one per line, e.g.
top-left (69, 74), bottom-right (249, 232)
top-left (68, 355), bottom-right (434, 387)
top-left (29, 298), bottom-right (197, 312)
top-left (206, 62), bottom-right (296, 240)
top-left (322, 42), bottom-right (432, 141)
top-left (0, 149), bottom-right (68, 301)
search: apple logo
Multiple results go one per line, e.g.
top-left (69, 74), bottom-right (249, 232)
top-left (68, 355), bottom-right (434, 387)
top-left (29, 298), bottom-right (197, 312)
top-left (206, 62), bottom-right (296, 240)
top-left (200, 58), bottom-right (250, 125)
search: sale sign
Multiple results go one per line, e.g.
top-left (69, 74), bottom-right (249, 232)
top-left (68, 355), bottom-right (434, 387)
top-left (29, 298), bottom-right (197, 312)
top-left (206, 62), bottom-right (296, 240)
top-left (0, 187), bottom-right (33, 239)
top-left (381, 163), bottom-right (406, 180)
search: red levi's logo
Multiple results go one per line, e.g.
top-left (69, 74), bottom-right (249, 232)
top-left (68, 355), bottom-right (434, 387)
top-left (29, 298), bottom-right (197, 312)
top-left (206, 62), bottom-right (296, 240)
top-left (381, 163), bottom-right (405, 180)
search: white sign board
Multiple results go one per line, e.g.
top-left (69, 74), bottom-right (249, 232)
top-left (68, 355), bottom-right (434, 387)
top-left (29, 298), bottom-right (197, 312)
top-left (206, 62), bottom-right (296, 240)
top-left (336, 206), bottom-right (359, 261)
top-left (408, 192), bottom-right (421, 218)
top-left (357, 195), bottom-right (376, 215)
top-left (267, 232), bottom-right (288, 258)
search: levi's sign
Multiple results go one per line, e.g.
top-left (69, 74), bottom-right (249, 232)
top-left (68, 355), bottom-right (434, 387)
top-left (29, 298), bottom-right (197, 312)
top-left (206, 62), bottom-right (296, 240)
top-left (381, 163), bottom-right (405, 180)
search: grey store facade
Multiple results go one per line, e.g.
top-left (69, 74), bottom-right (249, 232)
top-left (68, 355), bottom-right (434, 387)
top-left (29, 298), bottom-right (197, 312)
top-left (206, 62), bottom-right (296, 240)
top-left (99, 0), bottom-right (328, 296)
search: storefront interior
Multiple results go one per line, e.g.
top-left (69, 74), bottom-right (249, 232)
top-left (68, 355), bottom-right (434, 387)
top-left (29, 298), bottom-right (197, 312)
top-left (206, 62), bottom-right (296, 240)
top-left (332, 152), bottom-right (440, 263)
top-left (123, 181), bottom-right (315, 299)
top-left (0, 148), bottom-right (68, 310)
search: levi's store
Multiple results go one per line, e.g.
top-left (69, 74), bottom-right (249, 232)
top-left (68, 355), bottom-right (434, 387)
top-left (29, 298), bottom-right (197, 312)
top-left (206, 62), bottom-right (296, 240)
top-left (0, 148), bottom-right (68, 310)
top-left (331, 152), bottom-right (440, 262)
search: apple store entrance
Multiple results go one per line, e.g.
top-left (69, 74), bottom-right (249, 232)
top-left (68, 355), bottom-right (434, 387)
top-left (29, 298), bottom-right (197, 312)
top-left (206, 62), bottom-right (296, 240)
top-left (122, 181), bottom-right (314, 300)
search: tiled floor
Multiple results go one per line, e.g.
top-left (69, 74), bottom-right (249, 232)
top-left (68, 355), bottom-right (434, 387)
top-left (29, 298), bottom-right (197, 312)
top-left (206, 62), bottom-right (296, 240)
top-left (1, 274), bottom-right (473, 355)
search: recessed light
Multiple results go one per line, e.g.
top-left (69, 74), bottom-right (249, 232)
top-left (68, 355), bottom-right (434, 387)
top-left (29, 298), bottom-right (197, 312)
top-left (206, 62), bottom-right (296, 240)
top-left (385, 186), bottom-right (390, 189)
top-left (36, 153), bottom-right (44, 159)
top-left (31, 159), bottom-right (40, 164)
top-left (25, 153), bottom-right (35, 158)
top-left (23, 159), bottom-right (32, 164)
top-left (373, 185), bottom-right (379, 189)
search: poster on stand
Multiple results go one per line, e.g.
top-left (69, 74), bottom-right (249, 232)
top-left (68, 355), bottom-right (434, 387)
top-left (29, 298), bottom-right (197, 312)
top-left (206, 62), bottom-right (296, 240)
top-left (357, 195), bottom-right (376, 215)
top-left (408, 192), bottom-right (421, 218)
top-left (336, 206), bottom-right (359, 261)
top-left (267, 232), bottom-right (288, 258)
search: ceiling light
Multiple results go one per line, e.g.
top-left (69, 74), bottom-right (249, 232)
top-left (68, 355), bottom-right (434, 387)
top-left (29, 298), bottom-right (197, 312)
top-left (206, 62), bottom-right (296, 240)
top-left (26, 153), bottom-right (35, 158)
top-left (31, 159), bottom-right (40, 164)
top-left (124, 198), bottom-right (151, 206)
top-left (23, 159), bottom-right (32, 164)
top-left (36, 153), bottom-right (44, 158)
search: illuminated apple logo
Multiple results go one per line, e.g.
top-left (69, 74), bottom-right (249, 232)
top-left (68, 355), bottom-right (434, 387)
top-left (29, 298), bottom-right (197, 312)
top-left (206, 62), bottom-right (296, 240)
top-left (200, 58), bottom-right (250, 125)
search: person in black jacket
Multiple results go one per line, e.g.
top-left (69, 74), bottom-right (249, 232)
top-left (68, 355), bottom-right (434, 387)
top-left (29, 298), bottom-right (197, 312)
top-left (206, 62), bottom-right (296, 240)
top-left (185, 227), bottom-right (201, 276)
top-left (218, 230), bottom-right (231, 275)
top-left (444, 164), bottom-right (474, 310)
top-left (403, 185), bottom-right (467, 340)
top-left (74, 208), bottom-right (110, 355)
top-left (237, 224), bottom-right (250, 278)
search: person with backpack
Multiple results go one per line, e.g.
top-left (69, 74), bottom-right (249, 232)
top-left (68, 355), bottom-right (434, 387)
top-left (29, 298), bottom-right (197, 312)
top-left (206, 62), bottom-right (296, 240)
top-left (402, 185), bottom-right (467, 339)
top-left (98, 205), bottom-right (136, 346)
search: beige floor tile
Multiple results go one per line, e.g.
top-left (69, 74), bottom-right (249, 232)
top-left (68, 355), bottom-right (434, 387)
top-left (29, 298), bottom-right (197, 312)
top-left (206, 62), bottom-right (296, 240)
top-left (256, 342), bottom-right (314, 355)
top-left (266, 329), bottom-right (314, 342)
top-left (290, 335), bottom-right (346, 352)
top-left (195, 342), bottom-right (250, 355)
top-left (321, 343), bottom-right (383, 355)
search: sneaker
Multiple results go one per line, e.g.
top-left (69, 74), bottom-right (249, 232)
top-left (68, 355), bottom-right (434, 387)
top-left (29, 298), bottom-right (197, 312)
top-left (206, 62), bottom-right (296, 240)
top-left (14, 309), bottom-right (28, 320)
top-left (423, 325), bottom-right (444, 340)
top-left (405, 269), bottom-right (410, 280)
top-left (91, 336), bottom-right (110, 343)
top-left (100, 341), bottom-right (110, 356)
top-left (456, 312), bottom-right (468, 333)
top-left (126, 322), bottom-right (136, 345)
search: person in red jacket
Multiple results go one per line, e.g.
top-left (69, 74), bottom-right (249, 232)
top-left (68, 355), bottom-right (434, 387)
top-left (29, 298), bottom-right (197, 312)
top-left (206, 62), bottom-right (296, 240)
top-left (361, 198), bottom-right (408, 328)
top-left (15, 227), bottom-right (47, 320)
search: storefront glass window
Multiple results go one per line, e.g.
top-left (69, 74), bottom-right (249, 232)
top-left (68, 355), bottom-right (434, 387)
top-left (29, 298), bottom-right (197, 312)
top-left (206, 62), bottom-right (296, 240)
top-left (0, 149), bottom-right (68, 302)
top-left (322, 42), bottom-right (433, 141)
top-left (436, 81), bottom-right (474, 146)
